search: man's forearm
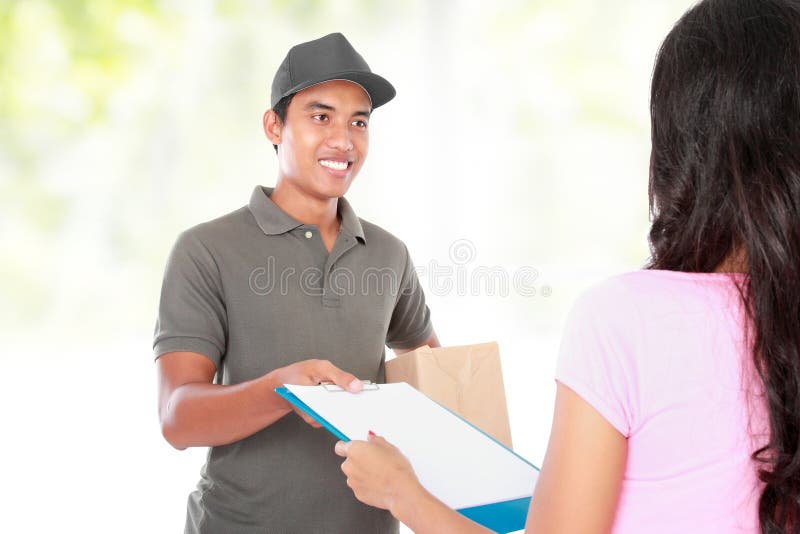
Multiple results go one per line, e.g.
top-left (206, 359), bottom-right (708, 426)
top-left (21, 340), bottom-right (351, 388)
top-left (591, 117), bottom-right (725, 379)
top-left (161, 371), bottom-right (289, 450)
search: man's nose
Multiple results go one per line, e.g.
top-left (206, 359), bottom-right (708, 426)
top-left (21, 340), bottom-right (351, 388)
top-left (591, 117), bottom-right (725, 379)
top-left (326, 123), bottom-right (353, 152)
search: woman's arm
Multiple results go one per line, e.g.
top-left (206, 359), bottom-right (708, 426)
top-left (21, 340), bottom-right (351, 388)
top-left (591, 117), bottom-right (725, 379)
top-left (335, 435), bottom-right (491, 534)
top-left (526, 383), bottom-right (627, 533)
top-left (335, 382), bottom-right (627, 533)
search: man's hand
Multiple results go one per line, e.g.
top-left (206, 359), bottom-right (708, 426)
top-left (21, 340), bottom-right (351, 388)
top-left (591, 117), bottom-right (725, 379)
top-left (157, 353), bottom-right (365, 448)
top-left (269, 359), bottom-right (363, 428)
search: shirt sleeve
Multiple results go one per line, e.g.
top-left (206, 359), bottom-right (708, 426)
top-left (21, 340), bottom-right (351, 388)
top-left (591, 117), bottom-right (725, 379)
top-left (386, 244), bottom-right (433, 350)
top-left (555, 284), bottom-right (638, 437)
top-left (153, 229), bottom-right (228, 369)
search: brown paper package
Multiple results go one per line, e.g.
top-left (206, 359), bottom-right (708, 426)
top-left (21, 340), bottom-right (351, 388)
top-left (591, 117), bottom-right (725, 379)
top-left (385, 342), bottom-right (513, 448)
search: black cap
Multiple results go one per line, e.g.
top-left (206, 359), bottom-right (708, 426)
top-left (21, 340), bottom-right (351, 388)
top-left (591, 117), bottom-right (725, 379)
top-left (270, 33), bottom-right (396, 109)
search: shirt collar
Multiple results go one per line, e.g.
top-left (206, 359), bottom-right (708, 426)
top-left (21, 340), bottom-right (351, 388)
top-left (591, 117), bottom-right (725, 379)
top-left (337, 195), bottom-right (366, 243)
top-left (248, 185), bottom-right (366, 243)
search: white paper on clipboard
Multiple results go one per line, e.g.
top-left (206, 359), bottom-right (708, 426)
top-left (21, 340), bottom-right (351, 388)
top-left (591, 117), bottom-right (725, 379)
top-left (284, 382), bottom-right (538, 512)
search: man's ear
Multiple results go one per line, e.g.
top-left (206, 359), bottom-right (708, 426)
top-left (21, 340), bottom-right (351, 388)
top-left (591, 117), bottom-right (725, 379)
top-left (263, 109), bottom-right (282, 145)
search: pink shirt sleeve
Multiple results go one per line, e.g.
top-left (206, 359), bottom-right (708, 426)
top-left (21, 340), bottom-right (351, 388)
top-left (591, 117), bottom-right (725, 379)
top-left (555, 283), bottom-right (640, 437)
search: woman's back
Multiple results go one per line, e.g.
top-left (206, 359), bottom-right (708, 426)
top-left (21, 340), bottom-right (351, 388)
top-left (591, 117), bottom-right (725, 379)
top-left (557, 270), bottom-right (768, 533)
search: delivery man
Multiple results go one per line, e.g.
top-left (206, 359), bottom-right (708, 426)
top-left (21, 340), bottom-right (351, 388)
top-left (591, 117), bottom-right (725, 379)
top-left (153, 32), bottom-right (439, 533)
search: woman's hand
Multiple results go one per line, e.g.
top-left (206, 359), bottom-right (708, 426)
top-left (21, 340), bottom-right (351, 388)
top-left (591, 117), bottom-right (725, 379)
top-left (334, 433), bottom-right (422, 513)
top-left (335, 434), bottom-right (495, 534)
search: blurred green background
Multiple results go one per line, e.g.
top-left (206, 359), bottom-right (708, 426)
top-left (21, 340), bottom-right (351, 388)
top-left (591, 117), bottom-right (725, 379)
top-left (1, 0), bottom-right (690, 531)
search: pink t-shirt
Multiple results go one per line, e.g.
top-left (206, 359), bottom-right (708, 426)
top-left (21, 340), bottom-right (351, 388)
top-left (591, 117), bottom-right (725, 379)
top-left (556, 270), bottom-right (768, 533)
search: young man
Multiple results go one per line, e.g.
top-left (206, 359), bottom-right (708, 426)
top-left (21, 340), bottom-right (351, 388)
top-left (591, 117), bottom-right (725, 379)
top-left (153, 33), bottom-right (439, 533)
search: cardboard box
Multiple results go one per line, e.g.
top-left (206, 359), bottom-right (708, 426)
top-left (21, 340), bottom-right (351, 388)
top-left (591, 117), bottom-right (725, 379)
top-left (385, 342), bottom-right (513, 448)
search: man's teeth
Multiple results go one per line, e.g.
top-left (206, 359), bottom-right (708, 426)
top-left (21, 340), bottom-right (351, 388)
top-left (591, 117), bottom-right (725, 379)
top-left (320, 160), bottom-right (349, 171)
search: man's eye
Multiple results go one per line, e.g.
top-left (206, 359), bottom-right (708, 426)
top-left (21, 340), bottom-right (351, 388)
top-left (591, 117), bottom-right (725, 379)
top-left (352, 120), bottom-right (368, 129)
top-left (312, 114), bottom-right (328, 122)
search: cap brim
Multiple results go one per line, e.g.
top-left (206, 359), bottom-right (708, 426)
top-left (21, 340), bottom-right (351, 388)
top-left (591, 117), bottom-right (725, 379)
top-left (277, 71), bottom-right (396, 109)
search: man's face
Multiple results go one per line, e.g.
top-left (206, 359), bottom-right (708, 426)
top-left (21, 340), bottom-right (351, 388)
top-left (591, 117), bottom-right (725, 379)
top-left (275, 80), bottom-right (371, 200)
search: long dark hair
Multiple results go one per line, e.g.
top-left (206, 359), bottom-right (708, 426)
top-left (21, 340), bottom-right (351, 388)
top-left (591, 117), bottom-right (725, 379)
top-left (647, 0), bottom-right (800, 531)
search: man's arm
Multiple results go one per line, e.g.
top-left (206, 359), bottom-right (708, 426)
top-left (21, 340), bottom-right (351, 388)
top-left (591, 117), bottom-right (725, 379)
top-left (392, 331), bottom-right (441, 355)
top-left (157, 351), bottom-right (362, 450)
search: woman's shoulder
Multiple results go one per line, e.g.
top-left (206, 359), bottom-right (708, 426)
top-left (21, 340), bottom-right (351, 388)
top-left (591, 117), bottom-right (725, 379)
top-left (571, 269), bottom-right (744, 322)
top-left (584, 268), bottom-right (742, 298)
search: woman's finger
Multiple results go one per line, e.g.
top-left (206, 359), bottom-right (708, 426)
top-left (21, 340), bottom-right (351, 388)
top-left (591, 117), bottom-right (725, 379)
top-left (334, 440), bottom-right (350, 457)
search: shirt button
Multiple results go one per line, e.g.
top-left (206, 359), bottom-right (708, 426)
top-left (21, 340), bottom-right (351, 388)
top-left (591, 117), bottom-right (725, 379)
top-left (304, 231), bottom-right (313, 239)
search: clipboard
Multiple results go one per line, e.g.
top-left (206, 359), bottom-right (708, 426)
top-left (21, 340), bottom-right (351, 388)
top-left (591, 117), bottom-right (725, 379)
top-left (276, 382), bottom-right (538, 534)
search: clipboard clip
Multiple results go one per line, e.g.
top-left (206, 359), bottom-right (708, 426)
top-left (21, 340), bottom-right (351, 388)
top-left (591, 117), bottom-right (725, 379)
top-left (321, 380), bottom-right (380, 392)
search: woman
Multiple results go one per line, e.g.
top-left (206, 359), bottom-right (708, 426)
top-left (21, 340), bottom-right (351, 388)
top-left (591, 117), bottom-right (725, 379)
top-left (334, 0), bottom-right (800, 532)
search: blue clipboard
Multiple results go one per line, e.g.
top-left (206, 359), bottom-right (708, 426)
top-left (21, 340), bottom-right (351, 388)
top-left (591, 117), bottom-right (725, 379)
top-left (276, 385), bottom-right (534, 534)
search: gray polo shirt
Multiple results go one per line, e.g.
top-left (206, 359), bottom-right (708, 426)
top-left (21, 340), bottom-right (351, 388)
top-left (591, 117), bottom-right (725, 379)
top-left (154, 185), bottom-right (433, 534)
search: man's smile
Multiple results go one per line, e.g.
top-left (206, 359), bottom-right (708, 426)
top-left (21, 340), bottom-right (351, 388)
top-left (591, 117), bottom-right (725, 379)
top-left (319, 159), bottom-right (353, 171)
